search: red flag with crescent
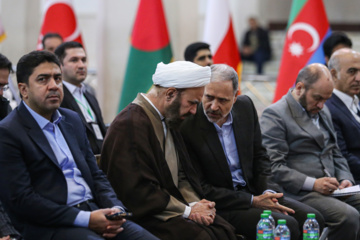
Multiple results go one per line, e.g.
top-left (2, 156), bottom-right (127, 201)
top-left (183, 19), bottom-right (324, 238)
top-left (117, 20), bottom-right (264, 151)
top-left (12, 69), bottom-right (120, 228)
top-left (37, 0), bottom-right (84, 50)
top-left (273, 0), bottom-right (330, 102)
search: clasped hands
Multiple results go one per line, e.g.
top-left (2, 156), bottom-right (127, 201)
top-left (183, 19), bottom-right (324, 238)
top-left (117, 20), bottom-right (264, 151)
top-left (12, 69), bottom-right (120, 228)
top-left (252, 192), bottom-right (295, 215)
top-left (189, 199), bottom-right (216, 226)
top-left (313, 177), bottom-right (352, 195)
top-left (89, 207), bottom-right (126, 238)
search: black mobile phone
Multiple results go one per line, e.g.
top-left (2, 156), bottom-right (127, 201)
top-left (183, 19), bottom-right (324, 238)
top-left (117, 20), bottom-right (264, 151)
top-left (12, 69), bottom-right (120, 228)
top-left (106, 211), bottom-right (133, 220)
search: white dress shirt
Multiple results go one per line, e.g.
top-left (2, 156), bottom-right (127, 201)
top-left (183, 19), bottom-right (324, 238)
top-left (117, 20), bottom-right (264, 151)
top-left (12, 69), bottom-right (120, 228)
top-left (333, 89), bottom-right (360, 123)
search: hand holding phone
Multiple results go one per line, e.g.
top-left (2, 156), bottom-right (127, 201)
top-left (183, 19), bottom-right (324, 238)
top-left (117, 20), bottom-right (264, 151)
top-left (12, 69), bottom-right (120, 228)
top-left (106, 211), bottom-right (133, 220)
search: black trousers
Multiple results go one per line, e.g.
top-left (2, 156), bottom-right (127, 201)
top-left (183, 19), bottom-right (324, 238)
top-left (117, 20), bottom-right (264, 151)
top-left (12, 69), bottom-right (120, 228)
top-left (217, 196), bottom-right (325, 240)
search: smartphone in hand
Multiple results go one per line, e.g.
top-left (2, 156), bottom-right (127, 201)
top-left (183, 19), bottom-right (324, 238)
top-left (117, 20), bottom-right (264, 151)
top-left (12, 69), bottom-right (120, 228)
top-left (106, 211), bottom-right (133, 220)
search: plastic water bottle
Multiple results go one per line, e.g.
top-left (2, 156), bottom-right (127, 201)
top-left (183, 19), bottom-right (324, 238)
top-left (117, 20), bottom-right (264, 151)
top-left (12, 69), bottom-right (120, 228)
top-left (275, 219), bottom-right (290, 240)
top-left (303, 213), bottom-right (319, 240)
top-left (257, 213), bottom-right (274, 239)
top-left (263, 210), bottom-right (276, 228)
top-left (263, 210), bottom-right (275, 238)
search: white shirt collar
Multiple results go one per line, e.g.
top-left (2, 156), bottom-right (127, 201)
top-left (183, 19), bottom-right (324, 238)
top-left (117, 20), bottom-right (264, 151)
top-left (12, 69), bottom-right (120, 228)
top-left (140, 93), bottom-right (164, 120)
top-left (213, 112), bottom-right (233, 131)
top-left (333, 88), bottom-right (359, 111)
top-left (63, 81), bottom-right (86, 96)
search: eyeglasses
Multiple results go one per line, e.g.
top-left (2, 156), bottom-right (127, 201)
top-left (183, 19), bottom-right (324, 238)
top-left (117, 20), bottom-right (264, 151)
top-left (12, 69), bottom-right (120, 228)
top-left (0, 85), bottom-right (9, 91)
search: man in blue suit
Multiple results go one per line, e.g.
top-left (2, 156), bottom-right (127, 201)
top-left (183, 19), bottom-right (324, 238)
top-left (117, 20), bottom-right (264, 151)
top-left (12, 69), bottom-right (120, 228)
top-left (0, 51), bottom-right (158, 240)
top-left (326, 48), bottom-right (360, 183)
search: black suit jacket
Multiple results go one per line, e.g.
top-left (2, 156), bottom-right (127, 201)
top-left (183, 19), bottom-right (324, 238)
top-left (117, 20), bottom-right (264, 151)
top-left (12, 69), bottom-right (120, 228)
top-left (0, 102), bottom-right (124, 240)
top-left (181, 96), bottom-right (280, 210)
top-left (61, 85), bottom-right (107, 154)
top-left (326, 93), bottom-right (360, 183)
top-left (242, 27), bottom-right (271, 60)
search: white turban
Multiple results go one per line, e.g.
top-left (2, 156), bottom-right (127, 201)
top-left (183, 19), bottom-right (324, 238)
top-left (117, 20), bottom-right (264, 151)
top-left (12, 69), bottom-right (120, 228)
top-left (152, 61), bottom-right (210, 88)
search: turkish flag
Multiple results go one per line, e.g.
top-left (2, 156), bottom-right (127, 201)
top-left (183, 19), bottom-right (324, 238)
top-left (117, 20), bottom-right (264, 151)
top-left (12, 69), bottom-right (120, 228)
top-left (37, 0), bottom-right (84, 50)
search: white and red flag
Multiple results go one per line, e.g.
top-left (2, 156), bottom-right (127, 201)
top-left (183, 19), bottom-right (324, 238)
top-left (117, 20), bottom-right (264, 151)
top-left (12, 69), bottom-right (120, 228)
top-left (203, 0), bottom-right (242, 90)
top-left (37, 0), bottom-right (84, 50)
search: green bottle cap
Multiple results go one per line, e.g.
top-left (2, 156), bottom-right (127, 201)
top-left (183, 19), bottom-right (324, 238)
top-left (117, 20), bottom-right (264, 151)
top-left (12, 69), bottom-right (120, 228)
top-left (263, 210), bottom-right (272, 215)
top-left (261, 213), bottom-right (269, 218)
top-left (307, 213), bottom-right (316, 219)
top-left (278, 219), bottom-right (286, 225)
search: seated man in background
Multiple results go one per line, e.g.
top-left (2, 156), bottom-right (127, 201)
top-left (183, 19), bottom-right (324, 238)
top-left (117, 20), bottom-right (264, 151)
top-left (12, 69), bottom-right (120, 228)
top-left (325, 48), bottom-right (360, 183)
top-left (260, 63), bottom-right (360, 240)
top-left (0, 54), bottom-right (13, 120)
top-left (323, 31), bottom-right (352, 65)
top-left (184, 42), bottom-right (213, 67)
top-left (55, 41), bottom-right (107, 155)
top-left (241, 17), bottom-right (271, 75)
top-left (42, 32), bottom-right (63, 53)
top-left (0, 50), bottom-right (157, 240)
top-left (0, 54), bottom-right (22, 240)
top-left (101, 61), bottom-right (237, 240)
top-left (181, 64), bottom-right (324, 240)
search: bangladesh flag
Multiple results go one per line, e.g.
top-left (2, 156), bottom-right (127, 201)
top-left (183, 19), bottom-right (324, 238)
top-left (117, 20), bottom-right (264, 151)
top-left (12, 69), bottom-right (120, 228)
top-left (118, 0), bottom-right (172, 112)
top-left (273, 0), bottom-right (331, 102)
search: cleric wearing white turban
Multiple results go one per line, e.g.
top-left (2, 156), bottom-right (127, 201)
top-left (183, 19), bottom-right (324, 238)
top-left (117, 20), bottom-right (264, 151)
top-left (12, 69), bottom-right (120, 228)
top-left (152, 61), bottom-right (210, 88)
top-left (101, 59), bottom-right (237, 240)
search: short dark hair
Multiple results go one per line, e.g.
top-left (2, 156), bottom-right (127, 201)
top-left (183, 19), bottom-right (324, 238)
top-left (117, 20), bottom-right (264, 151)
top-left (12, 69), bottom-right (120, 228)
top-left (16, 51), bottom-right (61, 85)
top-left (323, 32), bottom-right (352, 59)
top-left (54, 41), bottom-right (84, 64)
top-left (295, 65), bottom-right (321, 90)
top-left (42, 32), bottom-right (63, 48)
top-left (184, 42), bottom-right (210, 62)
top-left (0, 53), bottom-right (12, 73)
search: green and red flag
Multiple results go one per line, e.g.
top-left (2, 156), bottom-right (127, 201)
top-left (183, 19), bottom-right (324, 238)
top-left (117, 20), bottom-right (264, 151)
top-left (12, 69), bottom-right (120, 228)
top-left (273, 0), bottom-right (331, 102)
top-left (118, 0), bottom-right (172, 112)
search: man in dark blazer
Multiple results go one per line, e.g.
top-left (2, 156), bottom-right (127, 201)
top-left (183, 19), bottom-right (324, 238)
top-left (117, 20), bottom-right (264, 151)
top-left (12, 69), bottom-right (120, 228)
top-left (0, 51), bottom-right (157, 240)
top-left (326, 48), bottom-right (360, 183)
top-left (181, 64), bottom-right (324, 240)
top-left (55, 41), bottom-right (106, 155)
top-left (260, 63), bottom-right (360, 240)
top-left (0, 53), bottom-right (12, 121)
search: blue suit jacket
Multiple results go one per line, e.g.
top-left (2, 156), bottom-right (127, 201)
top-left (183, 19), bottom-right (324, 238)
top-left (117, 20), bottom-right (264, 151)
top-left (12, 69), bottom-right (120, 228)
top-left (325, 94), bottom-right (360, 183)
top-left (0, 102), bottom-right (124, 240)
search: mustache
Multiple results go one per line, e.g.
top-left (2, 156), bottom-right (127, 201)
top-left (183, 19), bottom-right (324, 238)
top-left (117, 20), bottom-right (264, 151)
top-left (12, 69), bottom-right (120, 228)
top-left (206, 109), bottom-right (221, 115)
top-left (46, 91), bottom-right (61, 98)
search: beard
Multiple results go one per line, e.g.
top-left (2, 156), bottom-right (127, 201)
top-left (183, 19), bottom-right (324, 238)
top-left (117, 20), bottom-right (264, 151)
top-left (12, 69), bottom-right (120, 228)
top-left (164, 94), bottom-right (188, 130)
top-left (204, 108), bottom-right (224, 124)
top-left (299, 92), bottom-right (307, 110)
top-left (299, 91), bottom-right (320, 114)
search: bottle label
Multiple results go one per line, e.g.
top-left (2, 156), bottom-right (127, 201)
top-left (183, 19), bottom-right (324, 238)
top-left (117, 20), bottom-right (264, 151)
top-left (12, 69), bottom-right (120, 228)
top-left (275, 235), bottom-right (290, 240)
top-left (257, 229), bottom-right (273, 239)
top-left (303, 230), bottom-right (319, 240)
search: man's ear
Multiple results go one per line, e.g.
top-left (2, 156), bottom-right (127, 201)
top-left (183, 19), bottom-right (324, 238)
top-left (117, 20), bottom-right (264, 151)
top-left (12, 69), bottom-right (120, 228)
top-left (165, 87), bottom-right (177, 101)
top-left (330, 68), bottom-right (338, 82)
top-left (294, 82), bottom-right (305, 96)
top-left (233, 90), bottom-right (239, 103)
top-left (18, 83), bottom-right (28, 100)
